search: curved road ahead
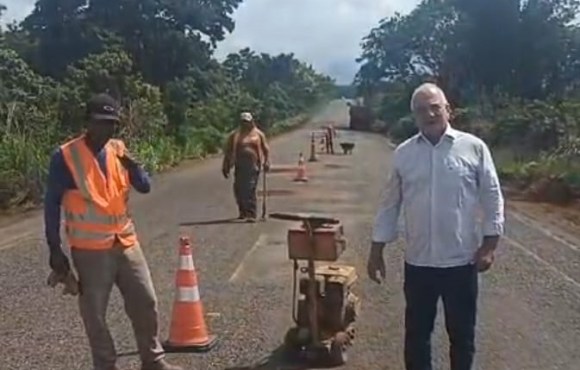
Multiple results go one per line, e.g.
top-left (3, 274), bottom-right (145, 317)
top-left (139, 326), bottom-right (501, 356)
top-left (1, 101), bottom-right (579, 370)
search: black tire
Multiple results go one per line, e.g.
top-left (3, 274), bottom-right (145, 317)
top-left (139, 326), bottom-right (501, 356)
top-left (284, 327), bottom-right (309, 351)
top-left (345, 292), bottom-right (359, 324)
top-left (329, 340), bottom-right (348, 366)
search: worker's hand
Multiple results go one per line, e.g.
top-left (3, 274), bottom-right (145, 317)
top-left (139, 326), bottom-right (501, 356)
top-left (367, 243), bottom-right (386, 284)
top-left (49, 249), bottom-right (70, 276)
top-left (474, 244), bottom-right (495, 273)
top-left (263, 162), bottom-right (270, 172)
top-left (62, 273), bottom-right (81, 296)
top-left (222, 168), bottom-right (230, 179)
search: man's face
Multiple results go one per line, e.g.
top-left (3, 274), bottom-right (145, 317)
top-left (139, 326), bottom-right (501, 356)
top-left (240, 119), bottom-right (253, 130)
top-left (87, 118), bottom-right (118, 143)
top-left (412, 90), bottom-right (450, 130)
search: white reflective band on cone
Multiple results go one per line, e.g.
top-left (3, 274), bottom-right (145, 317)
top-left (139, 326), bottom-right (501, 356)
top-left (177, 286), bottom-right (200, 302)
top-left (179, 255), bottom-right (195, 270)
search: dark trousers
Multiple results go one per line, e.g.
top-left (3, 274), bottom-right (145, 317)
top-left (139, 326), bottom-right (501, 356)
top-left (233, 165), bottom-right (260, 218)
top-left (404, 263), bottom-right (478, 370)
top-left (325, 133), bottom-right (334, 154)
top-left (72, 242), bottom-right (164, 370)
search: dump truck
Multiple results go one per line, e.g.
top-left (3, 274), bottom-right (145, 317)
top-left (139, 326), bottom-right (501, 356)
top-left (347, 98), bottom-right (374, 131)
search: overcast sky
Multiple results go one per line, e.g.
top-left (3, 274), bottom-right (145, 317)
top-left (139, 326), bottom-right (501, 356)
top-left (1, 0), bottom-right (419, 84)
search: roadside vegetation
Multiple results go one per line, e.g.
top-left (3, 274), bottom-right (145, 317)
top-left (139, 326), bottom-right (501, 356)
top-left (0, 1), bottom-right (336, 211)
top-left (354, 0), bottom-right (580, 204)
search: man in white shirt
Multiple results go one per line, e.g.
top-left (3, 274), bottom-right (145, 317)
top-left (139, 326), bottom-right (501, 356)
top-left (367, 83), bottom-right (505, 370)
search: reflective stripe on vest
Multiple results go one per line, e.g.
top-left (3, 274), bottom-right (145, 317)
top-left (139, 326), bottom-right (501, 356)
top-left (62, 138), bottom-right (134, 249)
top-left (64, 210), bottom-right (128, 225)
top-left (67, 221), bottom-right (135, 241)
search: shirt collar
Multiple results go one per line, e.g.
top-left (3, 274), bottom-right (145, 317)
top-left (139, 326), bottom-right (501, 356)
top-left (416, 123), bottom-right (457, 144)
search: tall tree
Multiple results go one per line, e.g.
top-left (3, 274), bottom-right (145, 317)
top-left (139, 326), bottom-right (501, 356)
top-left (355, 0), bottom-right (580, 104)
top-left (20, 0), bottom-right (243, 83)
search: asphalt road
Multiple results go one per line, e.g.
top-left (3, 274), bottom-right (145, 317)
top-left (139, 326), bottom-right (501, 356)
top-left (1, 101), bottom-right (579, 370)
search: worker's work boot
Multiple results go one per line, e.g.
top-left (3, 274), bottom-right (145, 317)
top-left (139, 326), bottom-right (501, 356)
top-left (141, 359), bottom-right (183, 370)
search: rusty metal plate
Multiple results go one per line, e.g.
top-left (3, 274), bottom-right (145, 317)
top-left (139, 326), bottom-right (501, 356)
top-left (324, 163), bottom-right (351, 169)
top-left (257, 189), bottom-right (296, 197)
top-left (268, 165), bottom-right (298, 174)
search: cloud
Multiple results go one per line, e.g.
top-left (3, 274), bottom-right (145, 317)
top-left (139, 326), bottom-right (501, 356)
top-left (214, 0), bottom-right (419, 84)
top-left (1, 0), bottom-right (34, 25)
top-left (1, 0), bottom-right (419, 84)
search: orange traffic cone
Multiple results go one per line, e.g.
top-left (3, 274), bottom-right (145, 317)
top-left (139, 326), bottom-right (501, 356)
top-left (163, 236), bottom-right (218, 353)
top-left (293, 152), bottom-right (308, 182)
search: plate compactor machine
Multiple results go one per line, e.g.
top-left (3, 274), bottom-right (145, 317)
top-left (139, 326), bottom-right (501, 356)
top-left (270, 212), bottom-right (360, 366)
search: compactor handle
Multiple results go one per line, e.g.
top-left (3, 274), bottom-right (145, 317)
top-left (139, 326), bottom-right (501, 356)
top-left (269, 212), bottom-right (339, 225)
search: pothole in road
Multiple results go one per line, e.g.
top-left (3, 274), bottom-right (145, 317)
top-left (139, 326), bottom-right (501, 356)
top-left (268, 165), bottom-right (297, 174)
top-left (324, 163), bottom-right (351, 169)
top-left (311, 198), bottom-right (349, 204)
top-left (293, 189), bottom-right (355, 201)
top-left (257, 189), bottom-right (296, 197)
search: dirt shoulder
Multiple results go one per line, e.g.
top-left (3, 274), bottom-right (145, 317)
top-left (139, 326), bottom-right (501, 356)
top-left (507, 197), bottom-right (580, 246)
top-left (503, 178), bottom-right (580, 237)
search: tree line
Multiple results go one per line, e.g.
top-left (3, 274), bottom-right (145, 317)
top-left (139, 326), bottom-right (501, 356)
top-left (355, 0), bottom-right (580, 202)
top-left (0, 0), bottom-right (336, 210)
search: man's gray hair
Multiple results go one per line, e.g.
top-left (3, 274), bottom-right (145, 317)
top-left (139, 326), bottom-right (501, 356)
top-left (410, 83), bottom-right (449, 111)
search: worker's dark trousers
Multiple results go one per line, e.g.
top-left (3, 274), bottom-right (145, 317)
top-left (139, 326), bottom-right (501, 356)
top-left (325, 135), bottom-right (334, 154)
top-left (233, 164), bottom-right (260, 218)
top-left (403, 263), bottom-right (478, 370)
top-left (72, 241), bottom-right (165, 370)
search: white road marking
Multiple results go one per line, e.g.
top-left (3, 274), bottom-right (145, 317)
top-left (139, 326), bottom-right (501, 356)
top-left (509, 210), bottom-right (579, 253)
top-left (0, 233), bottom-right (41, 251)
top-left (504, 236), bottom-right (580, 291)
top-left (228, 234), bottom-right (268, 283)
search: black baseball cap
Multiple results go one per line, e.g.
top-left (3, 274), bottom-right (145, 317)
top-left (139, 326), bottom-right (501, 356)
top-left (86, 93), bottom-right (121, 122)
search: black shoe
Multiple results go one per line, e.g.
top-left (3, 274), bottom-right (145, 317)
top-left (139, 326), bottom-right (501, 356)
top-left (141, 358), bottom-right (183, 370)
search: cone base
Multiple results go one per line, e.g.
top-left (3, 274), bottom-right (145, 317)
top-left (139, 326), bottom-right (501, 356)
top-left (163, 335), bottom-right (218, 353)
top-left (293, 178), bottom-right (308, 182)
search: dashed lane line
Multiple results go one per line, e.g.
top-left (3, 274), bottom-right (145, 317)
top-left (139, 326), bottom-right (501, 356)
top-left (228, 233), bottom-right (268, 283)
top-left (504, 236), bottom-right (580, 292)
top-left (508, 210), bottom-right (579, 253)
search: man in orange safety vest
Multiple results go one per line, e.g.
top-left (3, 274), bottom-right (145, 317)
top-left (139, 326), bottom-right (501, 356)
top-left (43, 93), bottom-right (182, 370)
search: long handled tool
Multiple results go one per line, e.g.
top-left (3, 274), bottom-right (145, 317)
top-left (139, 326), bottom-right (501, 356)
top-left (261, 168), bottom-right (267, 221)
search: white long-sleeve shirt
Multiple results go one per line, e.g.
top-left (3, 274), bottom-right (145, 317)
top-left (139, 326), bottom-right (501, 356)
top-left (372, 125), bottom-right (505, 268)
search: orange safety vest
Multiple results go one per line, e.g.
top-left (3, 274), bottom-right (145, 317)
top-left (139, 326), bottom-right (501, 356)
top-left (60, 135), bottom-right (137, 250)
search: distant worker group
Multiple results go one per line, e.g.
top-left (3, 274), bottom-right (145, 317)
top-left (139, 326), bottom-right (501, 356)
top-left (324, 123), bottom-right (337, 154)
